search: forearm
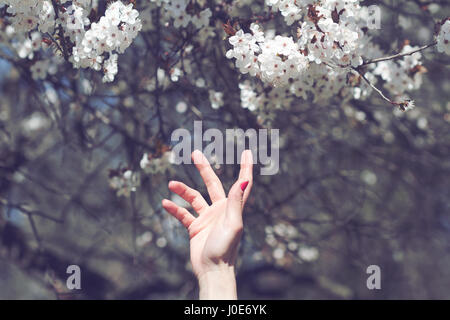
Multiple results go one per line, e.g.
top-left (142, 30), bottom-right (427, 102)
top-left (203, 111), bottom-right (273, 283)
top-left (198, 267), bottom-right (237, 300)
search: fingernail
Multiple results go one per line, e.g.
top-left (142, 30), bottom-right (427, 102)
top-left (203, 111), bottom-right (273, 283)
top-left (240, 181), bottom-right (249, 192)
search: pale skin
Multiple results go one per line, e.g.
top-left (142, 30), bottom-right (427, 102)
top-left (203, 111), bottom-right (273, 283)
top-left (162, 149), bottom-right (253, 300)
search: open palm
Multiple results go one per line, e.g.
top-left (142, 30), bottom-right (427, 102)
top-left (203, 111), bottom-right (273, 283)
top-left (162, 150), bottom-right (253, 279)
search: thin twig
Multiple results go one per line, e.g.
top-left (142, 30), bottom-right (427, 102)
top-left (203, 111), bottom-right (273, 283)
top-left (46, 32), bottom-right (65, 57)
top-left (130, 192), bottom-right (138, 264)
top-left (362, 41), bottom-right (437, 66)
top-left (27, 213), bottom-right (43, 250)
top-left (51, 0), bottom-right (70, 61)
top-left (352, 67), bottom-right (397, 106)
top-left (0, 199), bottom-right (64, 223)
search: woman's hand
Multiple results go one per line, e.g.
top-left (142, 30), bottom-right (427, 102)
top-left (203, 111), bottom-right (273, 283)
top-left (162, 149), bottom-right (253, 299)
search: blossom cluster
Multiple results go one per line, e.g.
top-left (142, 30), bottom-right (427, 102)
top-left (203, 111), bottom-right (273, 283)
top-left (140, 151), bottom-right (173, 175)
top-left (109, 150), bottom-right (173, 197)
top-left (30, 56), bottom-right (61, 80)
top-left (106, 146), bottom-right (176, 198)
top-left (209, 90), bottom-right (224, 109)
top-left (149, 0), bottom-right (212, 29)
top-left (0, 0), bottom-right (141, 82)
top-left (264, 0), bottom-right (368, 69)
top-left (266, 0), bottom-right (304, 26)
top-left (0, 0), bottom-right (55, 33)
top-left (69, 1), bottom-right (142, 82)
top-left (225, 0), bottom-right (449, 119)
top-left (108, 169), bottom-right (140, 197)
top-left (226, 24), bottom-right (309, 87)
top-left (264, 222), bottom-right (319, 264)
top-left (171, 4), bottom-right (211, 29)
top-left (226, 2), bottom-right (376, 109)
top-left (373, 45), bottom-right (426, 98)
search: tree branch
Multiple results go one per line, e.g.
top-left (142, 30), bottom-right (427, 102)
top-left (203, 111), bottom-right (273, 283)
top-left (352, 67), bottom-right (398, 106)
top-left (51, 0), bottom-right (70, 61)
top-left (362, 41), bottom-right (437, 66)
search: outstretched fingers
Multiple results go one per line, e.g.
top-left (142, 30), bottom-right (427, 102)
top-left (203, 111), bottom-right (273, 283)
top-left (168, 180), bottom-right (209, 214)
top-left (162, 199), bottom-right (195, 229)
top-left (191, 150), bottom-right (226, 203)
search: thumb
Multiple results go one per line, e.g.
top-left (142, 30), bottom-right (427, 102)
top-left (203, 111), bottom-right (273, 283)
top-left (226, 180), bottom-right (250, 224)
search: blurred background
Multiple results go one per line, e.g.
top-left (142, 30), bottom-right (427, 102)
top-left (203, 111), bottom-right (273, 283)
top-left (0, 0), bottom-right (449, 299)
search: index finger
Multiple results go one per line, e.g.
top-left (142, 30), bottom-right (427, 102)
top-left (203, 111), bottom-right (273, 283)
top-left (191, 150), bottom-right (226, 203)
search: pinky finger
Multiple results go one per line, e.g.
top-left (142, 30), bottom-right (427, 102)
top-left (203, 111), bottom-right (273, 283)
top-left (162, 199), bottom-right (195, 229)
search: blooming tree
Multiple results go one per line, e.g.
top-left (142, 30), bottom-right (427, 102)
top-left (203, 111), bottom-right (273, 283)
top-left (0, 0), bottom-right (449, 299)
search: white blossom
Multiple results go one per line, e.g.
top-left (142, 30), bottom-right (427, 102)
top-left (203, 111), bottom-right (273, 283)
top-left (140, 152), bottom-right (173, 174)
top-left (109, 169), bottom-right (140, 197)
top-left (209, 90), bottom-right (224, 109)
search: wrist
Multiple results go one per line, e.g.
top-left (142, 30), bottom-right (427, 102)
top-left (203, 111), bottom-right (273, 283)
top-left (197, 266), bottom-right (237, 300)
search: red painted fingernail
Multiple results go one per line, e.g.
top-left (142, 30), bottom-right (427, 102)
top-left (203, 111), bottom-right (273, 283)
top-left (240, 181), bottom-right (249, 192)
